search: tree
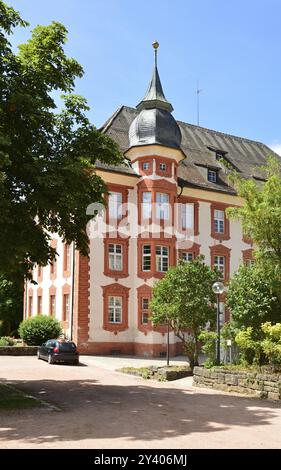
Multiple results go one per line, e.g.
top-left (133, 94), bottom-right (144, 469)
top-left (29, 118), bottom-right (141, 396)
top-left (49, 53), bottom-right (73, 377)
top-left (0, 1), bottom-right (123, 277)
top-left (150, 257), bottom-right (218, 369)
top-left (226, 264), bottom-right (281, 337)
top-left (0, 272), bottom-right (23, 336)
top-left (227, 156), bottom-right (281, 297)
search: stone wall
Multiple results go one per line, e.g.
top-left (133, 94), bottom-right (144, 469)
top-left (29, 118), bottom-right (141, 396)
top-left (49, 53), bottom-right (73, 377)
top-left (0, 346), bottom-right (38, 356)
top-left (193, 366), bottom-right (281, 401)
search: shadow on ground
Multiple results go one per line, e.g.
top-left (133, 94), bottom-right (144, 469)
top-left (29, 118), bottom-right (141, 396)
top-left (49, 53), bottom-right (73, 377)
top-left (0, 376), bottom-right (279, 446)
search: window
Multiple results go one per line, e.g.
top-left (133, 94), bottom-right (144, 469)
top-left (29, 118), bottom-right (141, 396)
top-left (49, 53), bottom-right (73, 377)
top-left (156, 192), bottom-right (169, 220)
top-left (28, 296), bottom-right (33, 317)
top-left (159, 163), bottom-right (167, 171)
top-left (109, 244), bottom-right (123, 271)
top-left (50, 295), bottom-right (56, 316)
top-left (63, 294), bottom-right (70, 321)
top-left (214, 255), bottom-right (225, 278)
top-left (208, 169), bottom-right (217, 183)
top-left (156, 246), bottom-right (169, 272)
top-left (182, 252), bottom-right (193, 262)
top-left (64, 244), bottom-right (71, 272)
top-left (142, 162), bottom-right (150, 170)
top-left (181, 203), bottom-right (194, 230)
top-left (245, 259), bottom-right (255, 267)
top-left (142, 245), bottom-right (151, 271)
top-left (109, 191), bottom-right (123, 220)
top-left (37, 295), bottom-right (42, 315)
top-left (108, 296), bottom-right (122, 323)
top-left (142, 192), bottom-right (152, 219)
top-left (141, 298), bottom-right (149, 324)
top-left (214, 209), bottom-right (225, 233)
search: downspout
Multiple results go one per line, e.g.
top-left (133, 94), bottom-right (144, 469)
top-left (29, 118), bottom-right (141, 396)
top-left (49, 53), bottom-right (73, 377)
top-left (70, 242), bottom-right (76, 341)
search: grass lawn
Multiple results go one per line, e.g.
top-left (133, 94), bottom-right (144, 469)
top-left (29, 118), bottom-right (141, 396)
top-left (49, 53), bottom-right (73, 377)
top-left (0, 383), bottom-right (42, 410)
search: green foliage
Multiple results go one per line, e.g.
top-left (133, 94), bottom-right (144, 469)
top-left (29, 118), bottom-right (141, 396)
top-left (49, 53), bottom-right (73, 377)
top-left (199, 331), bottom-right (217, 367)
top-left (235, 327), bottom-right (263, 365)
top-left (0, 1), bottom-right (123, 277)
top-left (0, 272), bottom-right (23, 336)
top-left (150, 256), bottom-right (218, 369)
top-left (261, 322), bottom-right (281, 366)
top-left (226, 264), bottom-right (281, 336)
top-left (234, 322), bottom-right (281, 366)
top-left (0, 336), bottom-right (16, 346)
top-left (18, 315), bottom-right (62, 345)
top-left (227, 156), bottom-right (281, 298)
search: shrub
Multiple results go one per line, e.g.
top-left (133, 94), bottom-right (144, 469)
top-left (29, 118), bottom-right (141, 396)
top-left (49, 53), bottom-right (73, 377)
top-left (18, 316), bottom-right (62, 346)
top-left (235, 327), bottom-right (266, 365)
top-left (199, 331), bottom-right (217, 367)
top-left (261, 322), bottom-right (281, 366)
top-left (0, 336), bottom-right (16, 346)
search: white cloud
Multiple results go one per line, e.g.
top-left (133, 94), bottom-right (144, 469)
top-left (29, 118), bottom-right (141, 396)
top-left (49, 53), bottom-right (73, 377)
top-left (268, 141), bottom-right (281, 156)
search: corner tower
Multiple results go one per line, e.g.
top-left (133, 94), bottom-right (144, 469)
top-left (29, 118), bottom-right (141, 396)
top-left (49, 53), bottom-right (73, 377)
top-left (125, 41), bottom-right (185, 176)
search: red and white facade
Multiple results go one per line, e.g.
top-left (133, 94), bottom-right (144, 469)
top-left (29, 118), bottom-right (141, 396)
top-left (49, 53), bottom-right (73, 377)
top-left (24, 55), bottom-right (258, 357)
top-left (24, 142), bottom-right (254, 357)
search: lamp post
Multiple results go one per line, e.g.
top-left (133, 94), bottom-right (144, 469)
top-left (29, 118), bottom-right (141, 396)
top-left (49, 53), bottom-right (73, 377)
top-left (212, 281), bottom-right (224, 365)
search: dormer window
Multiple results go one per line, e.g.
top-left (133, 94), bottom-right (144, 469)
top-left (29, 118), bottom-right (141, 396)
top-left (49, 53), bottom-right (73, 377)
top-left (159, 163), bottom-right (167, 171)
top-left (142, 162), bottom-right (150, 170)
top-left (216, 151), bottom-right (224, 160)
top-left (208, 169), bottom-right (217, 183)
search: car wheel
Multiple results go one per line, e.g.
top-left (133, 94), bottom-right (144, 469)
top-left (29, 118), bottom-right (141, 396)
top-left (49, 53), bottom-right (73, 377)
top-left (73, 360), bottom-right (79, 366)
top-left (48, 354), bottom-right (54, 365)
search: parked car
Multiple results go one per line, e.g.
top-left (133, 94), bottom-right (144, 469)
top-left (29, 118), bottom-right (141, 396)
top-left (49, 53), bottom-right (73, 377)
top-left (37, 339), bottom-right (79, 365)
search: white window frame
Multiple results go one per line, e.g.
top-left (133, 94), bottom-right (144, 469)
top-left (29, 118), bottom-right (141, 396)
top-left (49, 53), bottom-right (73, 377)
top-left (109, 192), bottom-right (123, 220)
top-left (142, 192), bottom-right (152, 219)
top-left (208, 169), bottom-right (217, 183)
top-left (141, 297), bottom-right (149, 324)
top-left (108, 296), bottom-right (122, 323)
top-left (63, 293), bottom-right (70, 320)
top-left (181, 203), bottom-right (194, 230)
top-left (108, 243), bottom-right (123, 271)
top-left (159, 162), bottom-right (167, 171)
top-left (214, 255), bottom-right (225, 278)
top-left (156, 245), bottom-right (169, 272)
top-left (214, 209), bottom-right (225, 233)
top-left (156, 192), bottom-right (169, 220)
top-left (181, 252), bottom-right (193, 263)
top-left (142, 162), bottom-right (150, 170)
top-left (142, 245), bottom-right (151, 271)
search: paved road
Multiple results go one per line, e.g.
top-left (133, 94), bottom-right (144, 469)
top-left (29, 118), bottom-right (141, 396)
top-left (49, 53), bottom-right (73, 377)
top-left (0, 356), bottom-right (280, 449)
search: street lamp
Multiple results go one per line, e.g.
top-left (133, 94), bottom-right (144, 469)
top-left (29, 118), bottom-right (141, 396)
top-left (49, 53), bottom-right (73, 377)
top-left (212, 281), bottom-right (225, 365)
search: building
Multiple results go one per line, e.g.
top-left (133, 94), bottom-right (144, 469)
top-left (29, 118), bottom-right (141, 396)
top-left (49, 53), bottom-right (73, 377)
top-left (24, 44), bottom-right (279, 356)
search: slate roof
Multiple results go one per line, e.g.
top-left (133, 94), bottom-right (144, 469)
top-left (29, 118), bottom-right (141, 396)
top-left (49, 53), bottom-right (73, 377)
top-left (99, 105), bottom-right (280, 195)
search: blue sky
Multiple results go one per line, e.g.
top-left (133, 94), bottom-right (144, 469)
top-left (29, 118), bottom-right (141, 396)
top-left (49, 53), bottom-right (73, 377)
top-left (8, 0), bottom-right (281, 154)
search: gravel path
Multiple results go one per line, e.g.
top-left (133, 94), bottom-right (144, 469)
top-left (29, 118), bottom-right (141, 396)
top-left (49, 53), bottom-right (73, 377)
top-left (0, 356), bottom-right (280, 449)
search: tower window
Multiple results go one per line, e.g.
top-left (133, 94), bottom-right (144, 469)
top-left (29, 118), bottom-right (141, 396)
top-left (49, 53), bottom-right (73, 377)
top-left (159, 163), bottom-right (167, 171)
top-left (142, 162), bottom-right (150, 170)
top-left (208, 169), bottom-right (217, 183)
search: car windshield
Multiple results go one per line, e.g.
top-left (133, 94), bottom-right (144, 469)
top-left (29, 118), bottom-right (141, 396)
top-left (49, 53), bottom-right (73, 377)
top-left (58, 342), bottom-right (76, 351)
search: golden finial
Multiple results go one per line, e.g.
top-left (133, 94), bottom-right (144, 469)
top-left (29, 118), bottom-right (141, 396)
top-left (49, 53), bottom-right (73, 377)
top-left (152, 40), bottom-right (159, 66)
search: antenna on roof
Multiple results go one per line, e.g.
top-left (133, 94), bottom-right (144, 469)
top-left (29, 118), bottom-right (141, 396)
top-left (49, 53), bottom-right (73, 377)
top-left (196, 79), bottom-right (203, 126)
